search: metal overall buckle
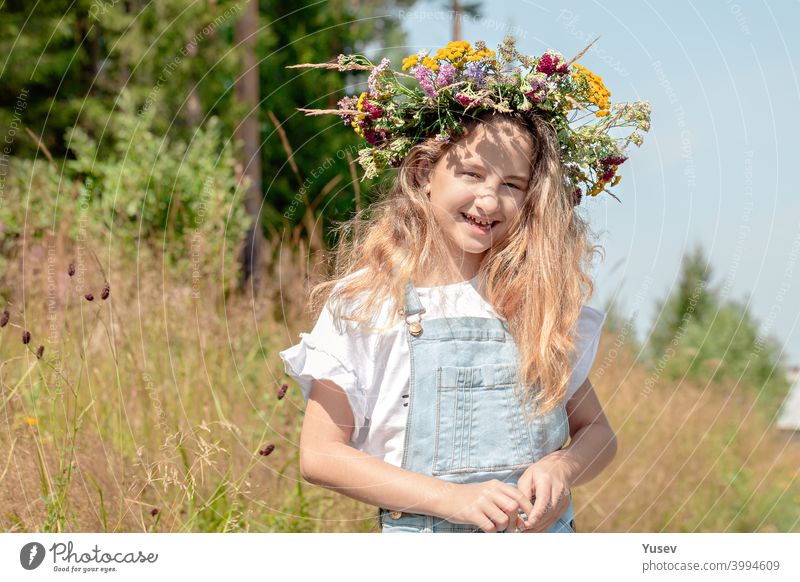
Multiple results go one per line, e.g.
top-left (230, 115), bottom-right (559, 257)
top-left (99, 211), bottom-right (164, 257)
top-left (380, 507), bottom-right (405, 519)
top-left (398, 307), bottom-right (426, 336)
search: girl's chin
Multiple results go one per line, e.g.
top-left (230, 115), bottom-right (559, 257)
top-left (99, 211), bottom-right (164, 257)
top-left (455, 241), bottom-right (491, 256)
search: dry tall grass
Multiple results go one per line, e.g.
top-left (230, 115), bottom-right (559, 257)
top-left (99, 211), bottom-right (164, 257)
top-left (1, 233), bottom-right (797, 532)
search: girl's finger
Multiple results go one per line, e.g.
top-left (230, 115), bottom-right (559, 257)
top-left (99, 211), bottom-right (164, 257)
top-left (512, 479), bottom-right (535, 517)
top-left (485, 506), bottom-right (512, 533)
top-left (525, 486), bottom-right (553, 528)
top-left (504, 506), bottom-right (517, 532)
top-left (514, 514), bottom-right (526, 533)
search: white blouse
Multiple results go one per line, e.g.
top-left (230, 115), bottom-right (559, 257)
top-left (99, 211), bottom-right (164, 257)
top-left (279, 274), bottom-right (607, 468)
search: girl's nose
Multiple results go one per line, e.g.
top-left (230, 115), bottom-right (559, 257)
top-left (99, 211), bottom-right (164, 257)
top-left (474, 186), bottom-right (501, 213)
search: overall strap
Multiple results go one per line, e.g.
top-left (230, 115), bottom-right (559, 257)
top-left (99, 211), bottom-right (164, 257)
top-left (401, 280), bottom-right (425, 316)
top-left (399, 279), bottom-right (426, 336)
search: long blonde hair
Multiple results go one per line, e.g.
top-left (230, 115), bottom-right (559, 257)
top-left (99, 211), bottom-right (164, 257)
top-left (307, 109), bottom-right (602, 419)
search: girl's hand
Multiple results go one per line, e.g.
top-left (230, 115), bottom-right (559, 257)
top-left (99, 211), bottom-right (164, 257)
top-left (514, 456), bottom-right (572, 533)
top-left (443, 480), bottom-right (536, 533)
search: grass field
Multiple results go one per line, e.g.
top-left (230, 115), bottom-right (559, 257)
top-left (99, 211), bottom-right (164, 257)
top-left (1, 234), bottom-right (798, 532)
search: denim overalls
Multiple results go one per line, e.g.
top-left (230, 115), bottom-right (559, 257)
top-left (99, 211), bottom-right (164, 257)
top-left (379, 280), bottom-right (576, 533)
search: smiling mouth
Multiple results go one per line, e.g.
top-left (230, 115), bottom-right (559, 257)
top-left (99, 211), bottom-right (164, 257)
top-left (461, 213), bottom-right (500, 232)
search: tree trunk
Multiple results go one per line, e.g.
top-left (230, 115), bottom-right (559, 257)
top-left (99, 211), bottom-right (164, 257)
top-left (234, 0), bottom-right (264, 294)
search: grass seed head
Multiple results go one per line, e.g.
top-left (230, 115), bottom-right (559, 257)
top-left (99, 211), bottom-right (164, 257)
top-left (277, 383), bottom-right (288, 400)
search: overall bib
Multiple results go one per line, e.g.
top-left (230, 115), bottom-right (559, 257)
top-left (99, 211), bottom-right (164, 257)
top-left (379, 280), bottom-right (577, 533)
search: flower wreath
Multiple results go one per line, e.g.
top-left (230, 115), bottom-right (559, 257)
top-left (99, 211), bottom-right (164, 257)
top-left (288, 35), bottom-right (651, 206)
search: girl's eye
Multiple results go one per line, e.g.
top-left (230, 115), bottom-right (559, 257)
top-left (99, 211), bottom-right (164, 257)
top-left (462, 172), bottom-right (480, 179)
top-left (505, 182), bottom-right (522, 190)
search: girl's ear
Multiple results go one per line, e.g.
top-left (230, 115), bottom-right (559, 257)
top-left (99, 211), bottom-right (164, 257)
top-left (412, 158), bottom-right (433, 196)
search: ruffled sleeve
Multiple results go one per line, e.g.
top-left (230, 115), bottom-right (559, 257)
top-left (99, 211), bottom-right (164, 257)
top-left (278, 298), bottom-right (368, 444)
top-left (565, 305), bottom-right (607, 401)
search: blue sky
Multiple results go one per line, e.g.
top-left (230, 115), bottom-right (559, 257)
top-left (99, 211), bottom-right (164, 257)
top-left (376, 0), bottom-right (800, 368)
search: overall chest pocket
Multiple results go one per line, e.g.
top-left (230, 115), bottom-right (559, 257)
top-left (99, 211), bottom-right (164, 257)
top-left (432, 363), bottom-right (537, 476)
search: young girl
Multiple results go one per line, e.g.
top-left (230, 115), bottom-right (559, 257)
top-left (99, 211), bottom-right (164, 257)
top-left (281, 38), bottom-right (650, 533)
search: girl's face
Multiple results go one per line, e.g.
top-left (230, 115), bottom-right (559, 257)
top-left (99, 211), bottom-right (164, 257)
top-left (423, 117), bottom-right (534, 271)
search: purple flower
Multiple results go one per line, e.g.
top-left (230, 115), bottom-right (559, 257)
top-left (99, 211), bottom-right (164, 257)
top-left (524, 74), bottom-right (548, 103)
top-left (414, 65), bottom-right (439, 99)
top-left (435, 61), bottom-right (456, 88)
top-left (368, 58), bottom-right (391, 98)
top-left (336, 96), bottom-right (359, 125)
top-left (463, 62), bottom-right (487, 87)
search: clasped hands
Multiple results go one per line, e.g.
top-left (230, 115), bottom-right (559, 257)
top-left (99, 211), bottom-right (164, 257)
top-left (443, 455), bottom-right (572, 533)
top-left (509, 456), bottom-right (571, 533)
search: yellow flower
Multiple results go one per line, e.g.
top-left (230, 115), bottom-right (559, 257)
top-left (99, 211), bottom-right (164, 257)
top-left (611, 175), bottom-right (622, 186)
top-left (402, 55), bottom-right (419, 71)
top-left (572, 63), bottom-right (611, 115)
top-left (421, 56), bottom-right (439, 71)
top-left (24, 417), bottom-right (37, 426)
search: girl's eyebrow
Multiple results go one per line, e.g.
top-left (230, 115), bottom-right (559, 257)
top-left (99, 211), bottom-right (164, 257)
top-left (459, 162), bottom-right (528, 181)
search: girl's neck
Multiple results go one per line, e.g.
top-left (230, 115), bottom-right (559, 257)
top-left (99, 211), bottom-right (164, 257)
top-left (413, 259), bottom-right (482, 288)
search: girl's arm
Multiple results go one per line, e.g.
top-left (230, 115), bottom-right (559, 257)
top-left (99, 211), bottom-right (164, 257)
top-left (549, 377), bottom-right (618, 487)
top-left (300, 377), bottom-right (456, 517)
top-left (513, 378), bottom-right (617, 531)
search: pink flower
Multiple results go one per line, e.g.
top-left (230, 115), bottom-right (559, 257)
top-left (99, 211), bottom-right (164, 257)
top-left (524, 75), bottom-right (548, 103)
top-left (456, 93), bottom-right (478, 108)
top-left (435, 61), bottom-right (456, 88)
top-left (600, 155), bottom-right (628, 166)
top-left (414, 66), bottom-right (439, 99)
top-left (364, 128), bottom-right (390, 145)
top-left (363, 100), bottom-right (384, 119)
top-left (535, 51), bottom-right (569, 76)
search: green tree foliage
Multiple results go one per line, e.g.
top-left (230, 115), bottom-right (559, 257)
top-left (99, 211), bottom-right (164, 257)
top-left (1, 0), bottom-right (423, 252)
top-left (260, 0), bottom-right (419, 243)
top-left (0, 0), bottom-right (243, 156)
top-left (646, 244), bottom-right (790, 414)
top-left (0, 88), bottom-right (249, 295)
top-left (648, 244), bottom-right (717, 359)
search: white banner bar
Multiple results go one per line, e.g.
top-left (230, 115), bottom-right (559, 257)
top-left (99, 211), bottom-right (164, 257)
top-left (1, 533), bottom-right (798, 581)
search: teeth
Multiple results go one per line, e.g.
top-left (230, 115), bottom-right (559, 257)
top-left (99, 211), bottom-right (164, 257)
top-left (463, 213), bottom-right (494, 227)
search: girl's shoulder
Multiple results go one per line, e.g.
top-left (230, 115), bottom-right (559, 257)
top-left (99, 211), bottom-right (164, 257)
top-left (324, 268), bottom-right (400, 335)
